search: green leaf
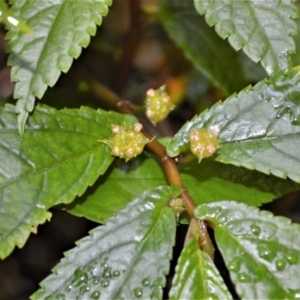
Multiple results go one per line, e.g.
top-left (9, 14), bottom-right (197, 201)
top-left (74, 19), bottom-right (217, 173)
top-left (61, 154), bottom-right (299, 223)
top-left (169, 234), bottom-right (232, 300)
top-left (158, 0), bottom-right (245, 95)
top-left (32, 186), bottom-right (179, 300)
top-left (167, 68), bottom-right (300, 182)
top-left (60, 156), bottom-right (167, 223)
top-left (6, 0), bottom-right (112, 135)
top-left (0, 0), bottom-right (32, 34)
top-left (0, 104), bottom-right (136, 259)
top-left (194, 0), bottom-right (298, 75)
top-left (195, 201), bottom-right (300, 299)
top-left (291, 3), bottom-right (300, 67)
top-left (179, 160), bottom-right (300, 207)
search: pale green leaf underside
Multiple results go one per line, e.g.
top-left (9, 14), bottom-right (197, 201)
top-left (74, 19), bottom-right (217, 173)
top-left (167, 68), bottom-right (300, 183)
top-left (158, 0), bottom-right (245, 95)
top-left (32, 186), bottom-right (179, 300)
top-left (61, 155), bottom-right (300, 223)
top-left (194, 0), bottom-right (297, 75)
top-left (0, 104), bottom-right (136, 259)
top-left (169, 234), bottom-right (232, 300)
top-left (6, 0), bottom-right (112, 134)
top-left (195, 201), bottom-right (300, 299)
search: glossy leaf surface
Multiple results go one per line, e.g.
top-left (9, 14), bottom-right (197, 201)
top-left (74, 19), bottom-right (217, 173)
top-left (194, 0), bottom-right (297, 75)
top-left (61, 155), bottom-right (299, 223)
top-left (159, 0), bottom-right (245, 95)
top-left (167, 68), bottom-right (300, 182)
top-left (169, 234), bottom-right (232, 300)
top-left (195, 201), bottom-right (300, 299)
top-left (0, 104), bottom-right (136, 259)
top-left (7, 0), bottom-right (112, 134)
top-left (32, 186), bottom-right (179, 300)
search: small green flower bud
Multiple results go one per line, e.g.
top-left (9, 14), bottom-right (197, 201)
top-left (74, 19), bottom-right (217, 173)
top-left (190, 126), bottom-right (220, 162)
top-left (99, 123), bottom-right (149, 161)
top-left (168, 197), bottom-right (185, 220)
top-left (145, 85), bottom-right (176, 125)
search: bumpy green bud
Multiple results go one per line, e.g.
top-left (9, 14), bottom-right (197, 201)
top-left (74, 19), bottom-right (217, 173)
top-left (145, 85), bottom-right (176, 125)
top-left (189, 126), bottom-right (220, 162)
top-left (100, 123), bottom-right (149, 161)
top-left (168, 197), bottom-right (185, 220)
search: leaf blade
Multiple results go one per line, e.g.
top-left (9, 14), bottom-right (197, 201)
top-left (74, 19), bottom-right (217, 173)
top-left (195, 201), bottom-right (300, 299)
top-left (194, 0), bottom-right (298, 75)
top-left (158, 0), bottom-right (245, 95)
top-left (0, 104), bottom-right (136, 259)
top-left (60, 155), bottom-right (300, 223)
top-left (7, 0), bottom-right (112, 134)
top-left (32, 186), bottom-right (179, 300)
top-left (169, 234), bottom-right (232, 300)
top-left (167, 68), bottom-right (300, 182)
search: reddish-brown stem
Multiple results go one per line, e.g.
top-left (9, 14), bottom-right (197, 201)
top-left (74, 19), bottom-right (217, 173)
top-left (89, 80), bottom-right (214, 258)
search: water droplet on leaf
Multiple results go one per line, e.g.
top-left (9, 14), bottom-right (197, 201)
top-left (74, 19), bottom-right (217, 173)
top-left (228, 257), bottom-right (242, 272)
top-left (72, 268), bottom-right (88, 286)
top-left (102, 267), bottom-right (112, 279)
top-left (79, 285), bottom-right (90, 295)
top-left (285, 253), bottom-right (298, 265)
top-left (92, 276), bottom-right (100, 285)
top-left (275, 258), bottom-right (286, 271)
top-left (112, 270), bottom-right (121, 277)
top-left (142, 278), bottom-right (150, 286)
top-left (133, 287), bottom-right (143, 298)
top-left (238, 272), bottom-right (250, 283)
top-left (91, 290), bottom-right (101, 300)
top-left (101, 279), bottom-right (109, 287)
top-left (250, 223), bottom-right (261, 236)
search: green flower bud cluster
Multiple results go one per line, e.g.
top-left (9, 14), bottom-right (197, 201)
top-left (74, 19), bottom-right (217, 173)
top-left (168, 197), bottom-right (185, 220)
top-left (145, 85), bottom-right (176, 125)
top-left (189, 126), bottom-right (220, 162)
top-left (100, 123), bottom-right (149, 161)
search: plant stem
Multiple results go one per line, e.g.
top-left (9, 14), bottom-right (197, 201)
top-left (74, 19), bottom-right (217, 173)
top-left (89, 80), bottom-right (214, 258)
top-left (113, 0), bottom-right (144, 94)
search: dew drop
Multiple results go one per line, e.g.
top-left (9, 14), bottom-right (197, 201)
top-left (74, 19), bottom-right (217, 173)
top-left (92, 276), bottom-right (100, 285)
top-left (250, 223), bottom-right (261, 236)
top-left (257, 245), bottom-right (276, 262)
top-left (65, 285), bottom-right (72, 292)
top-left (275, 258), bottom-right (286, 271)
top-left (142, 278), bottom-right (150, 287)
top-left (79, 285), bottom-right (90, 295)
top-left (285, 253), bottom-right (298, 265)
top-left (238, 272), bottom-right (250, 283)
top-left (102, 267), bottom-right (112, 279)
top-left (133, 287), bottom-right (143, 298)
top-left (101, 279), bottom-right (109, 287)
top-left (91, 290), bottom-right (101, 300)
top-left (72, 268), bottom-right (88, 286)
top-left (112, 270), bottom-right (120, 277)
top-left (228, 257), bottom-right (242, 272)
